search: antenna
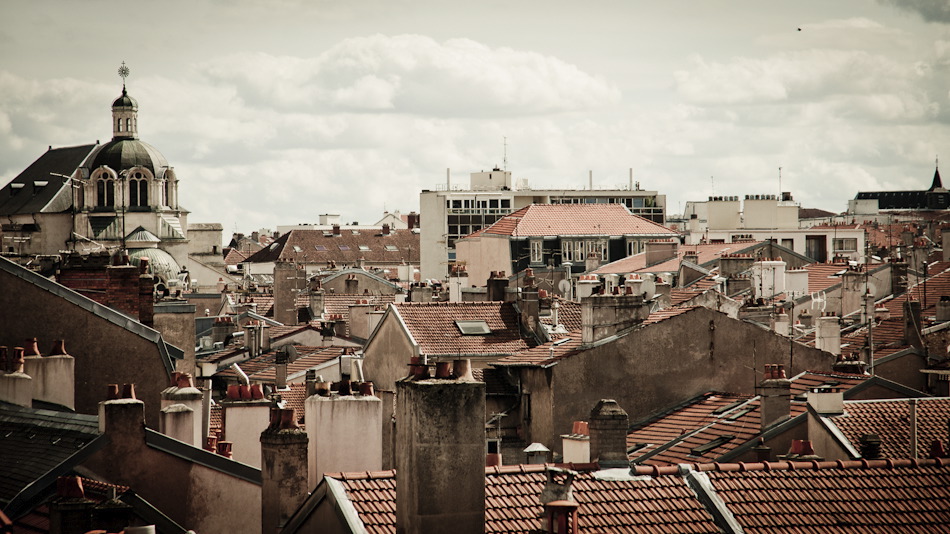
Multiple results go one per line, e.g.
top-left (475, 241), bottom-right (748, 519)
top-left (503, 137), bottom-right (507, 171)
top-left (710, 176), bottom-right (714, 196)
top-left (778, 166), bottom-right (782, 196)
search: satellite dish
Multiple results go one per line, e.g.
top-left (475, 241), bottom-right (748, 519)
top-left (558, 279), bottom-right (571, 295)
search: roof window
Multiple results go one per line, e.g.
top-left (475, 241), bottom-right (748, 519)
top-left (385, 245), bottom-right (398, 251)
top-left (338, 245), bottom-right (350, 251)
top-left (456, 320), bottom-right (491, 335)
top-left (359, 245), bottom-right (370, 251)
top-left (315, 245), bottom-right (327, 251)
top-left (690, 435), bottom-right (735, 456)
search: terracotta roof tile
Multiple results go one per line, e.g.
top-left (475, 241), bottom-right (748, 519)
top-left (244, 228), bottom-right (419, 267)
top-left (393, 301), bottom-right (534, 356)
top-left (595, 241), bottom-right (771, 275)
top-left (825, 397), bottom-right (950, 459)
top-left (472, 204), bottom-right (677, 238)
top-left (214, 345), bottom-right (353, 383)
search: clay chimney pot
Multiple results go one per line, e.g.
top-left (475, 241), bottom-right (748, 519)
top-left (359, 382), bottom-right (375, 397)
top-left (23, 338), bottom-right (40, 357)
top-left (121, 383), bottom-right (136, 399)
top-left (49, 339), bottom-right (67, 356)
top-left (107, 384), bottom-right (120, 400)
top-left (250, 384), bottom-right (264, 400)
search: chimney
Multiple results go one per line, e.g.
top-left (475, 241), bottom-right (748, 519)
top-left (0, 347), bottom-right (32, 407)
top-left (581, 294), bottom-right (649, 344)
top-left (654, 280), bottom-right (672, 308)
top-left (332, 224), bottom-right (341, 235)
top-left (561, 421), bottom-right (590, 464)
top-left (348, 299), bottom-right (374, 340)
top-left (91, 489), bottom-right (135, 533)
top-left (309, 288), bottom-right (325, 318)
top-left (520, 269), bottom-right (541, 339)
top-left (212, 316), bottom-right (237, 345)
top-left (539, 468), bottom-right (579, 534)
top-left (49, 476), bottom-right (95, 534)
top-left (244, 320), bottom-right (260, 356)
top-left (260, 322), bottom-right (271, 352)
top-left (273, 261), bottom-right (304, 325)
top-left (718, 253), bottom-right (755, 278)
top-left (275, 348), bottom-right (289, 390)
top-left (406, 211), bottom-right (420, 230)
top-left (938, 296), bottom-right (950, 322)
top-left (798, 310), bottom-right (813, 328)
top-left (395, 373), bottom-right (486, 534)
top-left (753, 437), bottom-right (771, 462)
top-left (588, 399), bottom-right (629, 469)
top-left (815, 314), bottom-right (841, 355)
top-left (138, 257), bottom-right (154, 327)
top-left (760, 365), bottom-right (792, 431)
top-left (807, 387), bottom-right (844, 416)
top-left (832, 353), bottom-right (868, 375)
top-left (584, 251), bottom-right (601, 273)
top-left (261, 408), bottom-right (308, 534)
top-left (159, 373), bottom-right (203, 447)
top-left (305, 381), bottom-right (382, 489)
top-left (771, 312), bottom-right (790, 337)
top-left (97, 386), bottom-right (146, 449)
top-left (382, 223), bottom-right (391, 235)
top-left (859, 434), bottom-right (882, 459)
top-left (409, 283), bottom-right (434, 303)
top-left (221, 387), bottom-right (273, 468)
top-left (644, 240), bottom-right (678, 267)
top-left (487, 271), bottom-right (509, 302)
top-left (23, 339), bottom-right (75, 410)
top-left (840, 270), bottom-right (865, 317)
top-left (904, 298), bottom-right (924, 348)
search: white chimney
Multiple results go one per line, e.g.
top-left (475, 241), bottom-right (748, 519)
top-left (815, 315), bottom-right (841, 355)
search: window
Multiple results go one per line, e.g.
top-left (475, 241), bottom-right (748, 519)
top-left (385, 245), bottom-right (398, 251)
top-left (338, 245), bottom-right (350, 251)
top-left (117, 118), bottom-right (122, 132)
top-left (358, 245), bottom-right (370, 251)
top-left (690, 435), bottom-right (735, 456)
top-left (833, 238), bottom-right (857, 252)
top-left (129, 173), bottom-right (148, 207)
top-left (97, 178), bottom-right (115, 207)
top-left (126, 118), bottom-right (131, 131)
top-left (530, 240), bottom-right (543, 264)
top-left (314, 245), bottom-right (327, 251)
top-left (500, 199), bottom-right (511, 209)
top-left (456, 320), bottom-right (491, 335)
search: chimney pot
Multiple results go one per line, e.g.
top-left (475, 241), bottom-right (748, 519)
top-left (239, 384), bottom-right (251, 400)
top-left (452, 359), bottom-right (475, 381)
top-left (250, 384), bottom-right (264, 400)
top-left (23, 338), bottom-right (40, 357)
top-left (216, 440), bottom-right (233, 458)
top-left (435, 361), bottom-right (452, 378)
top-left (121, 383), bottom-right (136, 399)
top-left (359, 382), bottom-right (375, 396)
top-left (49, 339), bottom-right (67, 356)
top-left (226, 384), bottom-right (241, 400)
top-left (56, 475), bottom-right (86, 499)
top-left (205, 435), bottom-right (218, 452)
top-left (107, 384), bottom-right (120, 400)
top-left (279, 408), bottom-right (299, 430)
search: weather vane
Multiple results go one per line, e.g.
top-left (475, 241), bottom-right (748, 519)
top-left (118, 61), bottom-right (129, 90)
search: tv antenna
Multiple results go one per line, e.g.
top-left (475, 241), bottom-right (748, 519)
top-left (503, 136), bottom-right (508, 171)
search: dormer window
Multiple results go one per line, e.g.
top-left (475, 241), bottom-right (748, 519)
top-left (456, 320), bottom-right (491, 335)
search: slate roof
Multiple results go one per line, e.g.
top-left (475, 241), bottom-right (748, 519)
top-left (823, 397), bottom-right (950, 460)
top-left (243, 229), bottom-right (419, 266)
top-left (319, 459), bottom-right (950, 533)
top-left (392, 301), bottom-right (534, 356)
top-left (594, 241), bottom-right (772, 275)
top-left (0, 403), bottom-right (103, 514)
top-left (0, 144), bottom-right (97, 216)
top-left (626, 370), bottom-right (871, 466)
top-left (470, 204), bottom-right (677, 238)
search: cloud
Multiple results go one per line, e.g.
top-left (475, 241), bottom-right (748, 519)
top-left (200, 34), bottom-right (621, 116)
top-left (879, 0), bottom-right (950, 23)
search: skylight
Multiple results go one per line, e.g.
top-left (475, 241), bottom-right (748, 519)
top-left (385, 245), bottom-right (398, 251)
top-left (338, 245), bottom-right (350, 251)
top-left (690, 435), bottom-right (735, 456)
top-left (456, 320), bottom-right (491, 335)
top-left (359, 245), bottom-right (370, 251)
top-left (314, 245), bottom-right (327, 251)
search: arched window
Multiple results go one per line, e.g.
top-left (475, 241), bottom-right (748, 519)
top-left (129, 172), bottom-right (148, 207)
top-left (117, 118), bottom-right (122, 132)
top-left (126, 118), bottom-right (131, 132)
top-left (97, 178), bottom-right (115, 207)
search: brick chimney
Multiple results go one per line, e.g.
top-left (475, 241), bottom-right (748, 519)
top-left (382, 223), bottom-right (391, 236)
top-left (406, 211), bottom-right (420, 230)
top-left (273, 261), bottom-right (304, 325)
top-left (0, 347), bottom-right (32, 407)
top-left (395, 370), bottom-right (486, 534)
top-left (759, 364), bottom-right (792, 432)
top-left (581, 294), bottom-right (649, 344)
top-left (23, 339), bottom-right (75, 410)
top-left (588, 399), bottom-right (629, 469)
top-left (904, 298), bottom-right (924, 348)
top-left (305, 381), bottom-right (382, 489)
top-left (261, 408), bottom-right (308, 534)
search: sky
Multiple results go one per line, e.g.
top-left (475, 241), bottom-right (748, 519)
top-left (1, 0), bottom-right (949, 235)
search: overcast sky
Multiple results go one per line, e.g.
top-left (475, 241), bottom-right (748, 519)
top-left (2, 0), bottom-right (949, 234)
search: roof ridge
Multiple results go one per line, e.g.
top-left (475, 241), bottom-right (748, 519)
top-left (631, 457), bottom-right (950, 476)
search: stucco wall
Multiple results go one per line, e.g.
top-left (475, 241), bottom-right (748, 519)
top-left (361, 310), bottom-right (417, 393)
top-left (529, 307), bottom-right (834, 452)
top-left (0, 267), bottom-right (172, 426)
top-left (456, 234), bottom-right (512, 287)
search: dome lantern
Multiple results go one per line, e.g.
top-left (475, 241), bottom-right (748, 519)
top-left (112, 62), bottom-right (139, 140)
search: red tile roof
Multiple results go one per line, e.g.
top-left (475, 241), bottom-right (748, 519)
top-left (701, 459), bottom-right (950, 533)
top-left (214, 346), bottom-right (353, 383)
top-left (393, 301), bottom-right (534, 356)
top-left (669, 275), bottom-right (722, 307)
top-left (224, 248), bottom-right (251, 266)
top-left (595, 241), bottom-right (770, 275)
top-left (539, 297), bottom-right (582, 332)
top-left (327, 459), bottom-right (950, 533)
top-left (825, 397), bottom-right (950, 459)
top-left (330, 463), bottom-right (721, 533)
top-left (471, 203), bottom-right (677, 238)
top-left (626, 370), bottom-right (870, 466)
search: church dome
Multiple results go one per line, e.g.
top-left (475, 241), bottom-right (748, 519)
top-left (128, 247), bottom-right (182, 283)
top-left (89, 138), bottom-right (169, 178)
top-left (112, 88), bottom-right (138, 109)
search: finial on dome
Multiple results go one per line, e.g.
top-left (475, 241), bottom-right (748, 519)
top-left (118, 61), bottom-right (130, 92)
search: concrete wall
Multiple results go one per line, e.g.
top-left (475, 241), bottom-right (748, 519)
top-left (524, 307), bottom-right (835, 452)
top-left (222, 400), bottom-right (272, 468)
top-left (154, 300), bottom-right (197, 376)
top-left (0, 267), bottom-right (173, 426)
top-left (874, 353), bottom-right (928, 393)
top-left (306, 393), bottom-right (383, 488)
top-left (361, 310), bottom-right (417, 393)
